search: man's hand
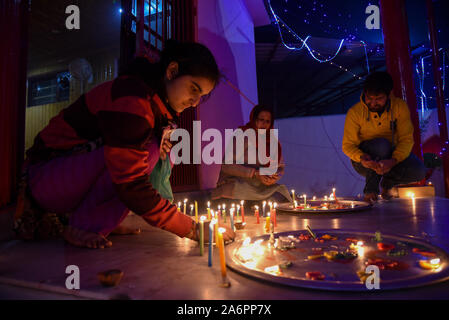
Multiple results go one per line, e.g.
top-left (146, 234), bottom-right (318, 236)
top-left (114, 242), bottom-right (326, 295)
top-left (360, 154), bottom-right (379, 171)
top-left (375, 158), bottom-right (397, 175)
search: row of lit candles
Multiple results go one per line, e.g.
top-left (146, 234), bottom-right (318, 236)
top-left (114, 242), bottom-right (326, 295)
top-left (175, 199), bottom-right (280, 285)
top-left (290, 188), bottom-right (338, 207)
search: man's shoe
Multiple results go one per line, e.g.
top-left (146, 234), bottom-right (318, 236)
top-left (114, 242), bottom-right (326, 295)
top-left (363, 193), bottom-right (378, 203)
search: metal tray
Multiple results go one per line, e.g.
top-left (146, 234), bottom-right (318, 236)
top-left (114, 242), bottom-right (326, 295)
top-left (226, 229), bottom-right (449, 291)
top-left (277, 199), bottom-right (372, 214)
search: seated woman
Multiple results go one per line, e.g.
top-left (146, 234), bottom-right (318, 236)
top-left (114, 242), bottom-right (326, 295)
top-left (14, 41), bottom-right (235, 248)
top-left (211, 104), bottom-right (292, 203)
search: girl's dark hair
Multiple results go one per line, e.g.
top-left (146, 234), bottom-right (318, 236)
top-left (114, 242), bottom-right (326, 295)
top-left (160, 40), bottom-right (220, 86)
top-left (121, 41), bottom-right (220, 89)
top-left (363, 71), bottom-right (394, 96)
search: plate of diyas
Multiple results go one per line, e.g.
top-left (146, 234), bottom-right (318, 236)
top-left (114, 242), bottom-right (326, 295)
top-left (225, 229), bottom-right (449, 291)
top-left (277, 188), bottom-right (372, 213)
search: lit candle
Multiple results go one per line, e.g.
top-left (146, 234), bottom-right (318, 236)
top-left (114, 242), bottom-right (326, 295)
top-left (294, 200), bottom-right (298, 209)
top-left (199, 216), bottom-right (205, 256)
top-left (265, 212), bottom-right (271, 233)
top-left (303, 194), bottom-right (307, 206)
top-left (273, 202), bottom-right (277, 227)
top-left (262, 201), bottom-right (266, 217)
top-left (291, 189), bottom-right (295, 203)
top-left (240, 200), bottom-right (245, 222)
top-left (236, 204), bottom-right (240, 219)
top-left (324, 195), bottom-right (328, 201)
top-left (230, 208), bottom-right (235, 232)
top-left (195, 201), bottom-right (198, 223)
top-left (254, 205), bottom-right (260, 224)
top-left (217, 227), bottom-right (227, 280)
top-left (217, 205), bottom-right (221, 223)
top-left (207, 201), bottom-right (211, 220)
top-left (183, 199), bottom-right (187, 215)
top-left (208, 218), bottom-right (216, 267)
top-left (313, 196), bottom-right (316, 201)
top-left (190, 204), bottom-right (194, 216)
top-left (222, 204), bottom-right (226, 223)
top-left (333, 188), bottom-right (338, 203)
top-left (177, 201), bottom-right (181, 212)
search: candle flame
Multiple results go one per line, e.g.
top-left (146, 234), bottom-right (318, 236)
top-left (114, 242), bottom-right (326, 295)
top-left (263, 201), bottom-right (266, 206)
top-left (254, 205), bottom-right (259, 209)
top-left (222, 204), bottom-right (226, 209)
top-left (241, 200), bottom-right (244, 205)
top-left (200, 215), bottom-right (206, 222)
top-left (274, 203), bottom-right (277, 208)
top-left (357, 241), bottom-right (364, 247)
top-left (184, 198), bottom-right (187, 203)
top-left (218, 227), bottom-right (226, 233)
top-left (207, 201), bottom-right (210, 207)
top-left (430, 258), bottom-right (440, 265)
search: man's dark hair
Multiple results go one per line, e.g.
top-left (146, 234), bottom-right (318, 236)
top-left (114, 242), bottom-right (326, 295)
top-left (363, 71), bottom-right (394, 96)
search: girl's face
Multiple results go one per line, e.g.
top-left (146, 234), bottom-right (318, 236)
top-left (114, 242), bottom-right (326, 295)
top-left (255, 111), bottom-right (272, 130)
top-left (164, 62), bottom-right (215, 113)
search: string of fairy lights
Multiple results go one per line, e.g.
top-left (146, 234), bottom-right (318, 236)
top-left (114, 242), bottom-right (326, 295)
top-left (266, 0), bottom-right (369, 81)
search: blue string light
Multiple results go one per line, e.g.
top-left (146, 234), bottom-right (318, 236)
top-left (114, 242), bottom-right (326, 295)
top-left (266, 0), bottom-right (365, 80)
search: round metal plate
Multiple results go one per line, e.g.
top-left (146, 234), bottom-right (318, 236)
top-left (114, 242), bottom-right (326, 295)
top-left (277, 199), bottom-right (372, 214)
top-left (226, 229), bottom-right (449, 291)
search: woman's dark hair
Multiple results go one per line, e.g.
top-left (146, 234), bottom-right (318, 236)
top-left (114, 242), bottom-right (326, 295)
top-left (251, 104), bottom-right (274, 127)
top-left (363, 71), bottom-right (394, 96)
top-left (121, 41), bottom-right (220, 89)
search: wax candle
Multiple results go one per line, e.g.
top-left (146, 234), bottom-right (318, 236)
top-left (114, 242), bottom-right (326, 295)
top-left (265, 212), bottom-right (271, 233)
top-left (195, 201), bottom-right (198, 223)
top-left (177, 201), bottom-right (181, 212)
top-left (207, 201), bottom-right (211, 220)
top-left (222, 204), bottom-right (226, 223)
top-left (240, 200), bottom-right (245, 222)
top-left (208, 219), bottom-right (216, 267)
top-left (294, 200), bottom-right (298, 208)
top-left (199, 216), bottom-right (205, 256)
top-left (333, 188), bottom-right (338, 203)
top-left (262, 201), bottom-right (266, 217)
top-left (217, 227), bottom-right (227, 279)
top-left (312, 196), bottom-right (316, 201)
top-left (254, 205), bottom-right (260, 224)
top-left (230, 208), bottom-right (235, 232)
top-left (190, 204), bottom-right (194, 216)
top-left (183, 199), bottom-right (187, 215)
top-left (273, 202), bottom-right (277, 227)
top-left (324, 195), bottom-right (328, 201)
top-left (291, 189), bottom-right (295, 203)
top-left (236, 204), bottom-right (240, 219)
top-left (303, 194), bottom-right (307, 206)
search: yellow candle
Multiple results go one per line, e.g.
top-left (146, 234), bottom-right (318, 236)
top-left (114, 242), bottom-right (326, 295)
top-left (195, 201), bottom-right (198, 223)
top-left (265, 212), bottom-right (271, 233)
top-left (183, 199), bottom-right (187, 215)
top-left (199, 216), bottom-right (205, 256)
top-left (291, 189), bottom-right (295, 202)
top-left (207, 201), bottom-right (211, 220)
top-left (217, 227), bottom-right (227, 278)
top-left (177, 201), bottom-right (181, 212)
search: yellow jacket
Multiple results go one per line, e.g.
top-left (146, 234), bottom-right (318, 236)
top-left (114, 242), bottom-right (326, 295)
top-left (342, 94), bottom-right (414, 163)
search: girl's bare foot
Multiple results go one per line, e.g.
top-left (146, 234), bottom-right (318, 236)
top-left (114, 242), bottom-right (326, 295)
top-left (110, 225), bottom-right (141, 235)
top-left (63, 226), bottom-right (112, 249)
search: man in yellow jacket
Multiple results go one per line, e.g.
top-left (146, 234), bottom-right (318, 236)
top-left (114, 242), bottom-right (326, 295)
top-left (342, 72), bottom-right (426, 202)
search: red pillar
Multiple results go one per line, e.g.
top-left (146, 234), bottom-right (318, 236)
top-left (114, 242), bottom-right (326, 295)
top-left (379, 0), bottom-right (423, 160)
top-left (0, 1), bottom-right (29, 207)
top-left (426, 0), bottom-right (449, 198)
